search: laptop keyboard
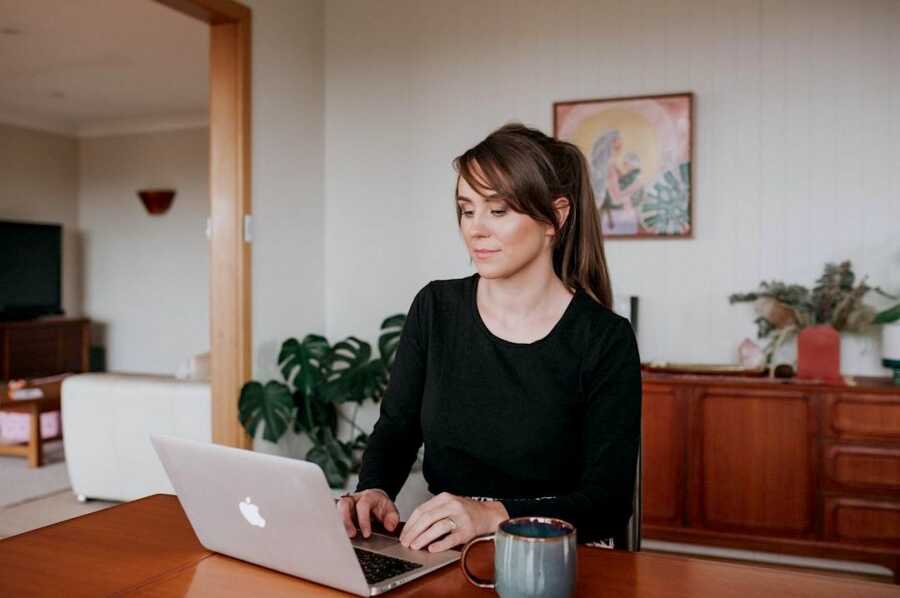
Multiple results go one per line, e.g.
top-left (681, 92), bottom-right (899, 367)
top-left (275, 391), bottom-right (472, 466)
top-left (354, 548), bottom-right (423, 585)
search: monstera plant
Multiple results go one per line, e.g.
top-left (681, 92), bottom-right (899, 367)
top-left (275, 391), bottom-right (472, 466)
top-left (238, 314), bottom-right (405, 488)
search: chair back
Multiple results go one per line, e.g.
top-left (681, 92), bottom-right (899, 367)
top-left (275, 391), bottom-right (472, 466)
top-left (610, 309), bottom-right (641, 551)
top-left (612, 445), bottom-right (642, 551)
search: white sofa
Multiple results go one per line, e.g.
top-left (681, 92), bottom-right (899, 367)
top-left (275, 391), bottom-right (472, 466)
top-left (62, 373), bottom-right (211, 502)
top-left (61, 368), bottom-right (432, 510)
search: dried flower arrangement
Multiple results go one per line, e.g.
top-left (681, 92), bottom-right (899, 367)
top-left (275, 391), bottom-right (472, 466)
top-left (729, 261), bottom-right (898, 363)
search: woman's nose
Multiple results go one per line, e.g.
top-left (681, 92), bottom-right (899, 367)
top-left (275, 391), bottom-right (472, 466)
top-left (468, 223), bottom-right (489, 239)
top-left (467, 211), bottom-right (491, 236)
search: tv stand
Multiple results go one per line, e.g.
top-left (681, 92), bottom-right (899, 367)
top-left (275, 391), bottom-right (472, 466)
top-left (0, 318), bottom-right (90, 380)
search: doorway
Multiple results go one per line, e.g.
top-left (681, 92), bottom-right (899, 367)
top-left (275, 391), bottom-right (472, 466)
top-left (154, 0), bottom-right (251, 448)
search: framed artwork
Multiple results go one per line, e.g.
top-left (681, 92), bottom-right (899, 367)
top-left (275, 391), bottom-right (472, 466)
top-left (554, 92), bottom-right (693, 239)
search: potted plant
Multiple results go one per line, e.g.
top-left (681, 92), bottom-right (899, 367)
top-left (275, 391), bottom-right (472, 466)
top-left (730, 261), bottom-right (898, 380)
top-left (237, 314), bottom-right (405, 488)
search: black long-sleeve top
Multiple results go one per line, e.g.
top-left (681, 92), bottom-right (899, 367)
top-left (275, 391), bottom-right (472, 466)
top-left (356, 273), bottom-right (642, 541)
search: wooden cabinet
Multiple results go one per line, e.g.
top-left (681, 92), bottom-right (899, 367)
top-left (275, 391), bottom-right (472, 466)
top-left (642, 372), bottom-right (900, 582)
top-left (827, 393), bottom-right (900, 442)
top-left (825, 497), bottom-right (900, 546)
top-left (692, 387), bottom-right (817, 536)
top-left (824, 444), bottom-right (900, 493)
top-left (642, 383), bottom-right (687, 528)
top-left (0, 318), bottom-right (90, 380)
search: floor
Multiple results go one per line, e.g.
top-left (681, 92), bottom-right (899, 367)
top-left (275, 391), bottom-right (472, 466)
top-left (0, 440), bottom-right (70, 508)
top-left (0, 439), bottom-right (118, 540)
top-left (0, 489), bottom-right (116, 540)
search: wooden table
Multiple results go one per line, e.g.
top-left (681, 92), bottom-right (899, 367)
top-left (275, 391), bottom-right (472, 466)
top-left (1, 495), bottom-right (898, 597)
top-left (0, 379), bottom-right (63, 467)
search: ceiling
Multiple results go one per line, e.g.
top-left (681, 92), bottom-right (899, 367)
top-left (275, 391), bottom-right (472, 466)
top-left (0, 0), bottom-right (208, 136)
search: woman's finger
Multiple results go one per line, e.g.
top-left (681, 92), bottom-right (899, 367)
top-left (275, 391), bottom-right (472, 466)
top-left (337, 497), bottom-right (357, 538)
top-left (410, 517), bottom-right (457, 551)
top-left (355, 496), bottom-right (375, 538)
top-left (427, 530), bottom-right (464, 553)
top-left (399, 494), bottom-right (449, 544)
top-left (373, 497), bottom-right (400, 532)
top-left (383, 509), bottom-right (400, 532)
top-left (398, 504), bottom-right (426, 545)
top-left (400, 505), bottom-right (453, 548)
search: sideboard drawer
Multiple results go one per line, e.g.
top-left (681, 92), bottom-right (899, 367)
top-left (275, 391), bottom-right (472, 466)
top-left (826, 394), bottom-right (900, 441)
top-left (824, 497), bottom-right (900, 546)
top-left (825, 444), bottom-right (900, 492)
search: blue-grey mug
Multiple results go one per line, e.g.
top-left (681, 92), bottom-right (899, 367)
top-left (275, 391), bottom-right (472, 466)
top-left (460, 517), bottom-right (577, 597)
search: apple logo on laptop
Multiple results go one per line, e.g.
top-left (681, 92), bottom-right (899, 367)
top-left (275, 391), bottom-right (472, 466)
top-left (239, 497), bottom-right (266, 528)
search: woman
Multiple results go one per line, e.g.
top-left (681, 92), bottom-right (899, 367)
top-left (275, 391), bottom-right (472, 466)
top-left (591, 128), bottom-right (643, 235)
top-left (338, 123), bottom-right (642, 552)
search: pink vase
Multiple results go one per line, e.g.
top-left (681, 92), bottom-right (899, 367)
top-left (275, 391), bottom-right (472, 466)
top-left (796, 325), bottom-right (841, 382)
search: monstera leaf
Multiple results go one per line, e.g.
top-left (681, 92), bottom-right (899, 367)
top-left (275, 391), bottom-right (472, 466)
top-left (278, 335), bottom-right (330, 396)
top-left (320, 337), bottom-right (384, 404)
top-left (293, 389), bottom-right (338, 435)
top-left (378, 314), bottom-right (405, 369)
top-left (639, 161), bottom-right (691, 235)
top-left (238, 314), bottom-right (410, 488)
top-left (238, 381), bottom-right (294, 442)
top-left (306, 427), bottom-right (354, 488)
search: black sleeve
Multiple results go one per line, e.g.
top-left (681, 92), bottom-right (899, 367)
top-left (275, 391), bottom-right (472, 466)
top-left (355, 284), bottom-right (430, 500)
top-left (499, 317), bottom-right (642, 541)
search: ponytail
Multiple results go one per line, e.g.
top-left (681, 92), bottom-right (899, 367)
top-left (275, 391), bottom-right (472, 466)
top-left (552, 143), bottom-right (613, 308)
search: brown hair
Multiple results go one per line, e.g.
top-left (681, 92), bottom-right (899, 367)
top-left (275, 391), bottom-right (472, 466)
top-left (452, 123), bottom-right (613, 308)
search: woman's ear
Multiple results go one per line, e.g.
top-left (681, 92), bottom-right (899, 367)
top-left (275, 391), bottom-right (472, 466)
top-left (547, 197), bottom-right (571, 236)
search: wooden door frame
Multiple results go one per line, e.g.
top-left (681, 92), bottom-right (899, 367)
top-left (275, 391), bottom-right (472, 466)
top-left (154, 0), bottom-right (252, 448)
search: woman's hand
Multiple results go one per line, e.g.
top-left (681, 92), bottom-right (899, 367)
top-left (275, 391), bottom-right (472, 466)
top-left (337, 489), bottom-right (400, 539)
top-left (399, 492), bottom-right (508, 553)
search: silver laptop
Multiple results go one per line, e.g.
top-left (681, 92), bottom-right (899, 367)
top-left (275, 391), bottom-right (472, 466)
top-left (151, 435), bottom-right (459, 596)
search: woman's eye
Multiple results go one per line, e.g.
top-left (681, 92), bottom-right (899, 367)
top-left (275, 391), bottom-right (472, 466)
top-left (459, 208), bottom-right (506, 217)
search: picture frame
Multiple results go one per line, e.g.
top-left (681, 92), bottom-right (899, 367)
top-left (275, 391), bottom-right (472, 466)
top-left (554, 92), bottom-right (694, 239)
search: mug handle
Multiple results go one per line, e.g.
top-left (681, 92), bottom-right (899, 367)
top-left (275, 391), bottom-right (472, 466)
top-left (460, 533), bottom-right (496, 589)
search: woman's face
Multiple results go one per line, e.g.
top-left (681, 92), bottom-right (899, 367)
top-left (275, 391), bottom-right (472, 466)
top-left (612, 134), bottom-right (623, 153)
top-left (456, 174), bottom-right (551, 280)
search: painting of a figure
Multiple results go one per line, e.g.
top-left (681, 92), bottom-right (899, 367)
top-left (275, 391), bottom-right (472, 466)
top-left (554, 93), bottom-right (693, 238)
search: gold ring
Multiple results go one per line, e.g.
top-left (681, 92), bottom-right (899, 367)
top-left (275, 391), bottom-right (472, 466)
top-left (444, 518), bottom-right (457, 530)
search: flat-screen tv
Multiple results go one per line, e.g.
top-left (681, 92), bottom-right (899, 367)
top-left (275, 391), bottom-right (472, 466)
top-left (0, 220), bottom-right (64, 320)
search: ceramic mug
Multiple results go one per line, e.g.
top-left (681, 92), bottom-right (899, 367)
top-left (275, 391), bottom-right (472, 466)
top-left (460, 517), bottom-right (577, 598)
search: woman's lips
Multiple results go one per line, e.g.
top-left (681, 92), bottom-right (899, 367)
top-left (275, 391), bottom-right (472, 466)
top-left (473, 249), bottom-right (500, 259)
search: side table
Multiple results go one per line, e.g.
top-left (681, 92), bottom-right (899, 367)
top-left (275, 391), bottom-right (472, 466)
top-left (0, 379), bottom-right (63, 467)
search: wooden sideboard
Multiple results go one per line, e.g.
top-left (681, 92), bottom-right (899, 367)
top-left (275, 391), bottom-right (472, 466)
top-left (0, 318), bottom-right (90, 380)
top-left (641, 371), bottom-right (900, 581)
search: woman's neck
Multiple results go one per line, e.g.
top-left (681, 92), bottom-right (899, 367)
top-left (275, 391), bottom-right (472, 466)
top-left (477, 260), bottom-right (573, 323)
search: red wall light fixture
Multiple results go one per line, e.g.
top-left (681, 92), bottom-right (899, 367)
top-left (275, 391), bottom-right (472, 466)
top-left (138, 189), bottom-right (176, 215)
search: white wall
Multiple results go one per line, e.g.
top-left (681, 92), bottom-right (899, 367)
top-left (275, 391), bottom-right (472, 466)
top-left (78, 127), bottom-right (209, 374)
top-left (243, 0), bottom-right (326, 383)
top-left (324, 0), bottom-right (900, 382)
top-left (239, 0), bottom-right (325, 455)
top-left (0, 123), bottom-right (80, 317)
